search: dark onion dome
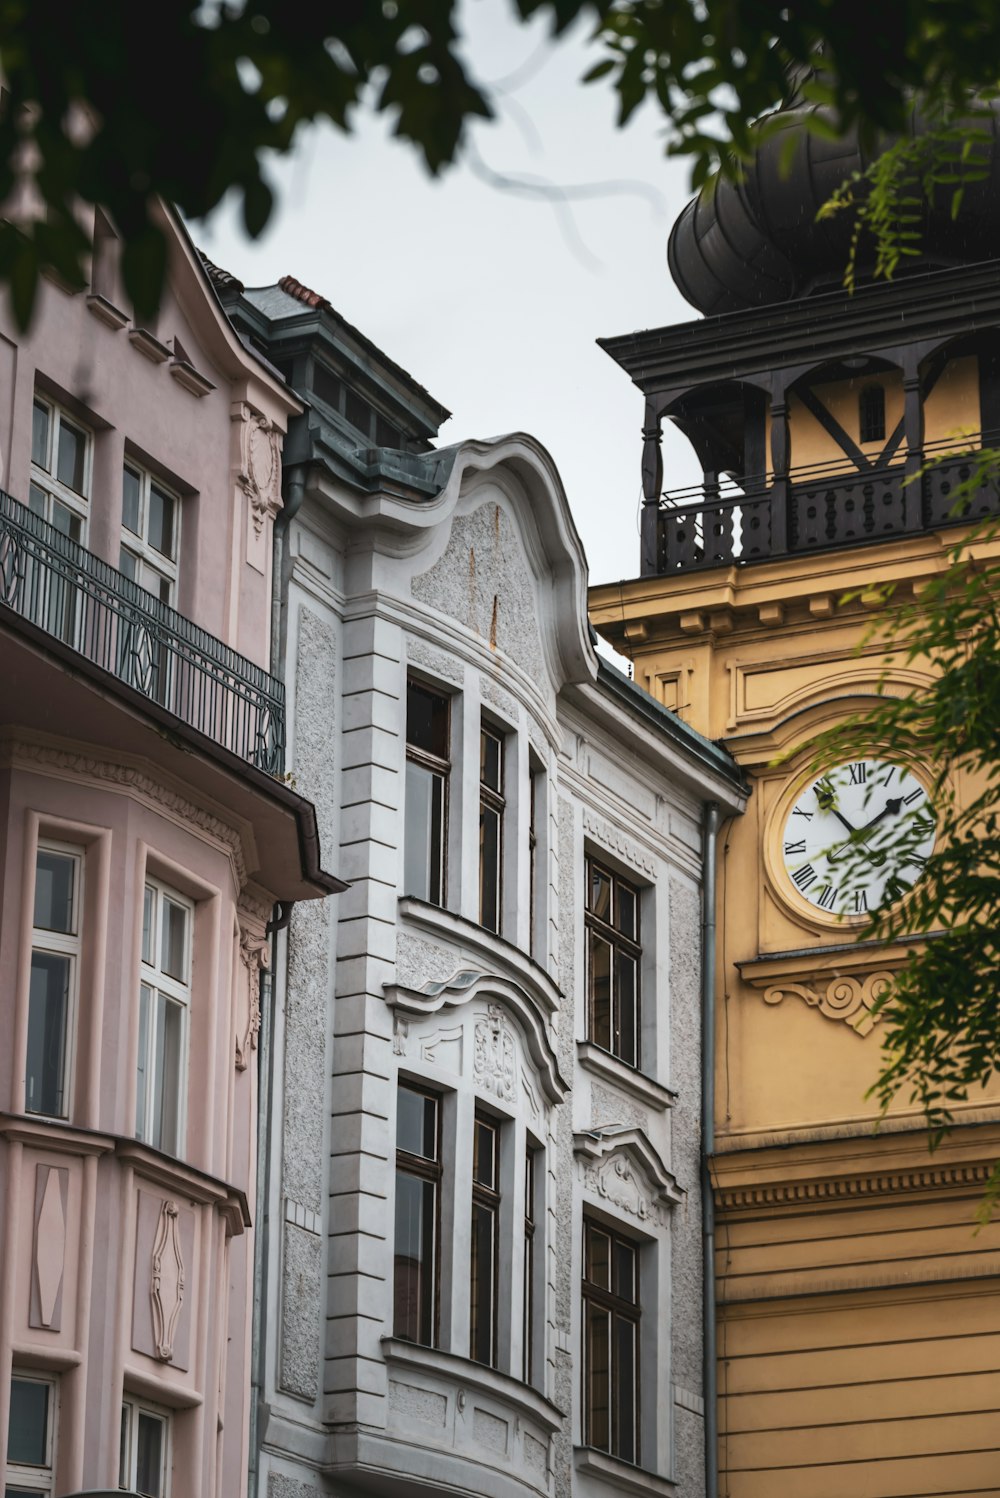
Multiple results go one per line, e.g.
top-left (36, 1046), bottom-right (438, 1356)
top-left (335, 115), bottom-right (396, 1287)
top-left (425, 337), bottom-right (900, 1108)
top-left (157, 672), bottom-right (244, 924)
top-left (668, 100), bottom-right (1000, 316)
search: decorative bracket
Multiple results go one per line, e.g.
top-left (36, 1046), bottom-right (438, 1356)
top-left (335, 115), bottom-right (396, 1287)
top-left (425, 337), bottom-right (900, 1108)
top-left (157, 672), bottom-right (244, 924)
top-left (763, 970), bottom-right (895, 1036)
top-left (237, 927), bottom-right (269, 1069)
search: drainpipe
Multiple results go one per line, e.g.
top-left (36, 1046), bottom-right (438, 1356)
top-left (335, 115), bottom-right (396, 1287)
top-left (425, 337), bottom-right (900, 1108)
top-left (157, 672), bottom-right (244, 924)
top-left (270, 467), bottom-right (308, 672)
top-left (701, 802), bottom-right (720, 1498)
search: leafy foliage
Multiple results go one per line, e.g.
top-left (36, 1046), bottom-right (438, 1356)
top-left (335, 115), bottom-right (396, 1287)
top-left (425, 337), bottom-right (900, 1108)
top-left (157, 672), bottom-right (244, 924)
top-left (5, 0), bottom-right (1000, 321)
top-left (803, 459), bottom-right (1000, 1214)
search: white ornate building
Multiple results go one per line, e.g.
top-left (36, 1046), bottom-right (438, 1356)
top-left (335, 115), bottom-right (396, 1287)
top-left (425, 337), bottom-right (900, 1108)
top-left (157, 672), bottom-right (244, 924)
top-left (215, 273), bottom-right (746, 1498)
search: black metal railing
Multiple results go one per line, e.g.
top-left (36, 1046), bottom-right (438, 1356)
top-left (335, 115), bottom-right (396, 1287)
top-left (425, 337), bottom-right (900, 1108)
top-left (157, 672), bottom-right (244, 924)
top-left (653, 436), bottom-right (1000, 575)
top-left (0, 489), bottom-right (285, 774)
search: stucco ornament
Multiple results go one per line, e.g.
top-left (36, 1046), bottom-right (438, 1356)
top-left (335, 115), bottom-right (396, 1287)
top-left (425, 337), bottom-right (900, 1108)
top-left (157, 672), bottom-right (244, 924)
top-left (150, 1200), bottom-right (185, 1361)
top-left (583, 1153), bottom-right (665, 1227)
top-left (237, 927), bottom-right (270, 1069)
top-left (474, 1003), bottom-right (517, 1102)
top-left (763, 969), bottom-right (894, 1036)
top-left (235, 404), bottom-right (282, 536)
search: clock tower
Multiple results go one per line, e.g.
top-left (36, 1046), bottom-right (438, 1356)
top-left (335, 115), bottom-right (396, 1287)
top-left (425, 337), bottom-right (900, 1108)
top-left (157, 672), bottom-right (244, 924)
top-left (590, 98), bottom-right (1000, 1497)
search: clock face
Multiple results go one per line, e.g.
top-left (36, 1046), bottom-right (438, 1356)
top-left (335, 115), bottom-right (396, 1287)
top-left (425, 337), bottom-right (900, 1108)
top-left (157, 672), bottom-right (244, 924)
top-left (781, 759), bottom-right (935, 916)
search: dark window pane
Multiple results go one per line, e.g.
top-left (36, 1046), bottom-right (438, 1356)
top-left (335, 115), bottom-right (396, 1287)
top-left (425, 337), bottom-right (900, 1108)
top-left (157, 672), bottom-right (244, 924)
top-left (119, 1404), bottom-right (129, 1486)
top-left (345, 388), bottom-right (371, 436)
top-left (136, 984), bottom-right (151, 1138)
top-left (152, 997), bottom-right (183, 1154)
top-left (589, 865), bottom-right (611, 920)
top-left (28, 484), bottom-right (47, 517)
top-left (26, 953), bottom-right (69, 1115)
top-left (51, 500), bottom-right (82, 543)
top-left (394, 1171), bottom-right (436, 1344)
top-left (859, 383), bottom-right (886, 443)
top-left (148, 485), bottom-right (175, 559)
top-left (480, 728), bottom-right (502, 792)
top-left (613, 1239), bottom-right (638, 1304)
top-left (7, 1378), bottom-right (48, 1465)
top-left (56, 417), bottom-right (86, 494)
top-left (119, 547), bottom-right (138, 581)
top-left (479, 804), bottom-right (501, 932)
top-left (160, 898), bottom-right (188, 981)
top-left (617, 884), bottom-right (637, 942)
top-left (617, 953), bottom-right (638, 1068)
top-left (123, 465), bottom-right (141, 535)
top-left (470, 1200), bottom-right (496, 1365)
top-left (404, 761), bottom-right (444, 904)
top-left (615, 1315), bottom-right (637, 1463)
top-left (406, 682), bottom-right (449, 759)
top-left (397, 1086), bottom-right (437, 1159)
top-left (586, 1224), bottom-right (611, 1291)
top-left (589, 935), bottom-right (612, 1051)
top-left (473, 1117), bottom-right (497, 1188)
top-left (31, 402), bottom-right (50, 470)
top-left (34, 850), bottom-right (75, 933)
top-left (135, 1410), bottom-right (164, 1496)
top-left (586, 1304), bottom-right (611, 1450)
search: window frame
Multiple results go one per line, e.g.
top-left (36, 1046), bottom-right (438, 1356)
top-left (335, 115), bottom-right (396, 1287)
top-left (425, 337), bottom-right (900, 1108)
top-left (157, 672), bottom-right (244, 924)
top-left (393, 1081), bottom-right (443, 1348)
top-left (135, 877), bottom-right (193, 1158)
top-left (404, 678), bottom-right (451, 907)
top-left (470, 1109), bottom-right (502, 1368)
top-left (523, 1141), bottom-right (538, 1386)
top-left (118, 1395), bottom-right (170, 1497)
top-left (582, 1217), bottom-right (641, 1465)
top-left (119, 459), bottom-right (180, 605)
top-left (478, 722), bottom-right (505, 934)
top-left (585, 856), bottom-right (642, 1069)
top-left (6, 1371), bottom-right (57, 1496)
top-left (29, 394), bottom-right (92, 544)
top-left (26, 841), bottom-right (83, 1120)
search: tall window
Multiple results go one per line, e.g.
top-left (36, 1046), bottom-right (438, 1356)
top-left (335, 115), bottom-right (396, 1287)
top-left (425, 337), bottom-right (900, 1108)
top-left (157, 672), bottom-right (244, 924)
top-left (523, 1144), bottom-right (536, 1386)
top-left (585, 858), bottom-right (641, 1068)
top-left (859, 383), bottom-right (886, 443)
top-left (119, 1398), bottom-right (168, 1497)
top-left (120, 463), bottom-right (179, 605)
top-left (6, 1373), bottom-right (56, 1496)
top-left (29, 396), bottom-right (90, 544)
top-left (394, 1084), bottom-right (440, 1346)
top-left (135, 881), bottom-right (191, 1157)
top-left (583, 1219), bottom-right (640, 1464)
top-left (26, 845), bottom-right (81, 1118)
top-left (404, 681), bottom-right (449, 906)
top-left (479, 725), bottom-right (504, 933)
top-left (470, 1112), bottom-right (501, 1367)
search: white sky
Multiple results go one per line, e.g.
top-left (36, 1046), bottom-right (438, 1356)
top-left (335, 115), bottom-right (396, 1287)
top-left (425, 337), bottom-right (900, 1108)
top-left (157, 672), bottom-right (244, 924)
top-left (196, 0), bottom-right (704, 587)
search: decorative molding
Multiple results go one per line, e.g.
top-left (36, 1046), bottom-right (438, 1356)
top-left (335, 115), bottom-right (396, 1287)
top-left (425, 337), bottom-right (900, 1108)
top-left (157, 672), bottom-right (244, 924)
top-left (236, 928), bottom-right (269, 1069)
top-left (31, 1166), bottom-right (67, 1331)
top-left (150, 1199), bottom-right (185, 1361)
top-left (481, 673), bottom-right (519, 724)
top-left (577, 1040), bottom-right (676, 1113)
top-left (128, 327), bottom-right (171, 363)
top-left (0, 736), bottom-right (248, 890)
top-left (762, 970), bottom-right (895, 1036)
top-left (474, 1004), bottom-right (517, 1103)
top-left (581, 808), bottom-right (656, 878)
top-left (574, 1125), bottom-right (684, 1224)
top-left (716, 1159), bottom-right (996, 1213)
top-left (234, 402), bottom-right (282, 537)
top-left (393, 1013), bottom-right (409, 1056)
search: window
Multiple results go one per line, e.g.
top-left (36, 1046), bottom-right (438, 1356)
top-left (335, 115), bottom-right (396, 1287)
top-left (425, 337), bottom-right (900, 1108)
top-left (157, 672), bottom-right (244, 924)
top-left (135, 880), bottom-right (191, 1157)
top-left (470, 1112), bottom-right (501, 1367)
top-left (393, 1084), bottom-right (441, 1346)
top-left (583, 1219), bottom-right (640, 1464)
top-left (585, 858), bottom-right (641, 1068)
top-left (6, 1374), bottom-right (56, 1496)
top-left (404, 681), bottom-right (449, 906)
top-left (26, 844), bottom-right (81, 1118)
top-left (479, 725), bottom-right (504, 933)
top-left (119, 1398), bottom-right (168, 1497)
top-left (120, 463), bottom-right (179, 605)
top-left (29, 396), bottom-right (90, 544)
top-left (523, 1144), bottom-right (537, 1385)
top-left (859, 383), bottom-right (886, 443)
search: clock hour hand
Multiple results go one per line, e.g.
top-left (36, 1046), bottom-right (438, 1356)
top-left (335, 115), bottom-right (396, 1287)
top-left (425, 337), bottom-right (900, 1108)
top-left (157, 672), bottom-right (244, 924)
top-left (859, 796), bottom-right (903, 834)
top-left (814, 782), bottom-right (858, 835)
top-left (827, 805), bottom-right (859, 837)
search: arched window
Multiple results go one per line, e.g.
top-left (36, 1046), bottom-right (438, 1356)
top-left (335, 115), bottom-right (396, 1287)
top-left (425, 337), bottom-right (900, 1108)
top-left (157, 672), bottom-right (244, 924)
top-left (859, 384), bottom-right (886, 443)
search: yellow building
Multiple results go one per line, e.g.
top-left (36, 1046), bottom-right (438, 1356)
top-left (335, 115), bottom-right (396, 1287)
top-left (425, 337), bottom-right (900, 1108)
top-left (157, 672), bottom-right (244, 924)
top-left (590, 104), bottom-right (1000, 1498)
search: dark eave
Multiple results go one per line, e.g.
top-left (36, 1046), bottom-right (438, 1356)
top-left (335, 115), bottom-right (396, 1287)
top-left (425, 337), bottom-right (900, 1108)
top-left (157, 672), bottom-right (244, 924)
top-left (599, 256), bottom-right (1000, 398)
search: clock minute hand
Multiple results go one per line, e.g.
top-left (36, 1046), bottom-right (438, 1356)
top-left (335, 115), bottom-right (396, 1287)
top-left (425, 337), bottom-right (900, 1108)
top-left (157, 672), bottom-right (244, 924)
top-left (827, 805), bottom-right (859, 836)
top-left (860, 796), bottom-right (903, 834)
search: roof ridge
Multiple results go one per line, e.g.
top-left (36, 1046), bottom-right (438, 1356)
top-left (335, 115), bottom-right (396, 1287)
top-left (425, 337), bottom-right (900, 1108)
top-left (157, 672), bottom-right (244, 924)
top-left (278, 274), bottom-right (331, 311)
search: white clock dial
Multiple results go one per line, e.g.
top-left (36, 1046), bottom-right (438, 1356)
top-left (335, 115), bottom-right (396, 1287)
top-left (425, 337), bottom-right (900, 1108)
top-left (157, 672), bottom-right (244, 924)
top-left (781, 759), bottom-right (935, 916)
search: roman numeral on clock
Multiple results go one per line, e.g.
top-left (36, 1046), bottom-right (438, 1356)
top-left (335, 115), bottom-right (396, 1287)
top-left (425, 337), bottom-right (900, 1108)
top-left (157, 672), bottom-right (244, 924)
top-left (903, 787), bottom-right (924, 805)
top-left (852, 889), bottom-right (869, 913)
top-left (784, 839), bottom-right (806, 856)
top-left (848, 762), bottom-right (866, 785)
top-left (816, 885), bottom-right (836, 910)
top-left (791, 863), bottom-right (817, 891)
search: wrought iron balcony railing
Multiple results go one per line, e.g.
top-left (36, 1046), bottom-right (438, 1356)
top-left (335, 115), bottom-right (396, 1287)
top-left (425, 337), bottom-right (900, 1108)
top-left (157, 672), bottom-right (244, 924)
top-left (651, 436), bottom-right (1000, 576)
top-left (0, 489), bottom-right (285, 774)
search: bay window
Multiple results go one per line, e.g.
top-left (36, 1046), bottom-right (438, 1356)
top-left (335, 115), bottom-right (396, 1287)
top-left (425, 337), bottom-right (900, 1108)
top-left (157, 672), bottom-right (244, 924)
top-left (393, 1083), bottom-right (441, 1346)
top-left (404, 680), bottom-right (449, 906)
top-left (135, 880), bottom-right (191, 1157)
top-left (470, 1112), bottom-right (501, 1367)
top-left (26, 844), bottom-right (81, 1118)
top-left (6, 1373), bottom-right (56, 1496)
top-left (119, 1397), bottom-right (169, 1497)
top-left (479, 724), bottom-right (504, 933)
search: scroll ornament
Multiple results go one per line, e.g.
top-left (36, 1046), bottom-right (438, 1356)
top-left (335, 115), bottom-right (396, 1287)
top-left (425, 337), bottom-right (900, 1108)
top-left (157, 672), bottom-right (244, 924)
top-left (150, 1200), bottom-right (185, 1361)
top-left (763, 970), bottom-right (895, 1036)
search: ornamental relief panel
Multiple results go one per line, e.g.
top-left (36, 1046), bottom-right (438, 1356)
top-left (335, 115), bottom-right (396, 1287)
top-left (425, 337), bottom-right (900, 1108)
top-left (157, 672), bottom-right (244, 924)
top-left (474, 1003), bottom-right (517, 1103)
top-left (131, 1190), bottom-right (195, 1371)
top-left (762, 969), bottom-right (895, 1037)
top-left (580, 1152), bottom-right (665, 1228)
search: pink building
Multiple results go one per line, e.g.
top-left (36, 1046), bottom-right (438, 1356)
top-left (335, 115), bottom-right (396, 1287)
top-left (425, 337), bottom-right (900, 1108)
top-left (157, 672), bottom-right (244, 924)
top-left (0, 207), bottom-right (340, 1496)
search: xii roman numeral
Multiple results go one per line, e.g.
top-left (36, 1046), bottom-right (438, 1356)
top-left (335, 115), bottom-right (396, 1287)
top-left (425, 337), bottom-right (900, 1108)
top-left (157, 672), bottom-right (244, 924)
top-left (848, 762), bottom-right (867, 785)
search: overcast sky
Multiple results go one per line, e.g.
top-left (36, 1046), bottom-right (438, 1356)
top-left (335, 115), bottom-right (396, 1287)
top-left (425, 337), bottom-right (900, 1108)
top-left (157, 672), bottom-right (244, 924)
top-left (197, 0), bottom-right (704, 588)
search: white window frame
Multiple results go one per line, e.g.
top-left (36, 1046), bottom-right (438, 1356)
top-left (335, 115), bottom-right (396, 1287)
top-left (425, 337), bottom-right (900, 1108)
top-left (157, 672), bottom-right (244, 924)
top-left (119, 460), bottom-right (180, 605)
top-left (26, 841), bottom-right (83, 1120)
top-left (135, 878), bottom-right (192, 1159)
top-left (29, 394), bottom-right (92, 543)
top-left (6, 1370), bottom-right (57, 1494)
top-left (119, 1395), bottom-right (170, 1497)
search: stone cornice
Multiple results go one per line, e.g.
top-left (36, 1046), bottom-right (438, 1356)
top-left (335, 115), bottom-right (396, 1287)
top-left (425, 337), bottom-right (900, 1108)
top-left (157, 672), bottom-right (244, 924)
top-left (715, 1158), bottom-right (995, 1214)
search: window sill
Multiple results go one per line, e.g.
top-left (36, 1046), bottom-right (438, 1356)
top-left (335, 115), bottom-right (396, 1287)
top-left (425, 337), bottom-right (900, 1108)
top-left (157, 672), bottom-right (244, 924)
top-left (381, 1336), bottom-right (565, 1434)
top-left (574, 1446), bottom-right (676, 1497)
top-left (576, 1042), bottom-right (676, 1112)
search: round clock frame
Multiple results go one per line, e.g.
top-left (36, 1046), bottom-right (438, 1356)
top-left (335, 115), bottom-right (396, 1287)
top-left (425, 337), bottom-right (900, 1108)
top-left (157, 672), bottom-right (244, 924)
top-left (773, 757), bottom-right (936, 921)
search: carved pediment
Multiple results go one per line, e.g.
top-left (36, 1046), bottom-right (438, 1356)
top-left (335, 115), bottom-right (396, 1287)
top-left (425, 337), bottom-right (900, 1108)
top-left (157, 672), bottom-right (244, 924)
top-left (574, 1126), bottom-right (684, 1227)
